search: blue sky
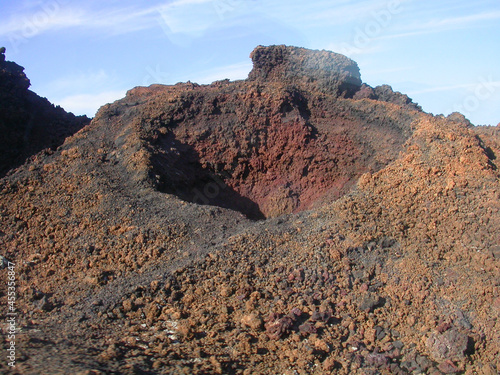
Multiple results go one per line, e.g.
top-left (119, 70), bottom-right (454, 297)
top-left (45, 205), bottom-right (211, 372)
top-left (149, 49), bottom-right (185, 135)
top-left (1, 0), bottom-right (499, 125)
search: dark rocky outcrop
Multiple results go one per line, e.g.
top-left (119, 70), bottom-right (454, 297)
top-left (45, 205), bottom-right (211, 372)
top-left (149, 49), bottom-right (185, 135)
top-left (248, 45), bottom-right (362, 97)
top-left (354, 83), bottom-right (422, 111)
top-left (0, 48), bottom-right (90, 176)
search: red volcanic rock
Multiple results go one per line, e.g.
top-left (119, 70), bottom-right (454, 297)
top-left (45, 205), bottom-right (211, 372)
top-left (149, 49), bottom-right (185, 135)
top-left (354, 83), bottom-right (421, 111)
top-left (426, 328), bottom-right (470, 362)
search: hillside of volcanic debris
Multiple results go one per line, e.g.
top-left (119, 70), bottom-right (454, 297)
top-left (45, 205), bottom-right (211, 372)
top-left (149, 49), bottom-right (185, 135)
top-left (0, 45), bottom-right (498, 375)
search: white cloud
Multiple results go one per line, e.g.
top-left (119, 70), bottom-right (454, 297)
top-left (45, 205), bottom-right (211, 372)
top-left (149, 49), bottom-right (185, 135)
top-left (0, 0), bottom-right (248, 40)
top-left (168, 0), bottom-right (214, 6)
top-left (417, 10), bottom-right (500, 30)
top-left (381, 9), bottom-right (500, 40)
top-left (155, 0), bottom-right (260, 40)
top-left (0, 3), bottom-right (165, 39)
top-left (324, 42), bottom-right (385, 57)
top-left (298, 0), bottom-right (395, 24)
top-left (318, 6), bottom-right (500, 54)
top-left (156, 1), bottom-right (218, 36)
top-left (52, 90), bottom-right (127, 117)
top-left (82, 5), bottom-right (163, 35)
top-left (0, 8), bottom-right (86, 38)
top-left (2, 0), bottom-right (498, 43)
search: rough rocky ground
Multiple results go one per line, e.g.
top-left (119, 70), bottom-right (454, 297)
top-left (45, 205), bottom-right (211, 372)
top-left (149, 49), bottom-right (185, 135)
top-left (0, 45), bottom-right (499, 374)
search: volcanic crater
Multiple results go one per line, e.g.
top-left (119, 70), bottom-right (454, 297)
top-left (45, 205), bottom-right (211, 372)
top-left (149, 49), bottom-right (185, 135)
top-left (114, 45), bottom-right (420, 219)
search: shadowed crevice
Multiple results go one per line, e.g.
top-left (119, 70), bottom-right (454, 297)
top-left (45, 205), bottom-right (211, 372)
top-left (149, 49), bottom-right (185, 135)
top-left (149, 133), bottom-right (265, 220)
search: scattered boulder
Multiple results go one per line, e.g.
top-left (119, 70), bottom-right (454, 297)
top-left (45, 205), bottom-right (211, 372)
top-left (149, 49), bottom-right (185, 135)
top-left (426, 328), bottom-right (470, 362)
top-left (358, 292), bottom-right (382, 312)
top-left (241, 313), bottom-right (263, 330)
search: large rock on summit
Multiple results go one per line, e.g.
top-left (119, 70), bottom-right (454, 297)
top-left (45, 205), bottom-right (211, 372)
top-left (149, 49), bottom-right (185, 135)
top-left (248, 45), bottom-right (362, 97)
